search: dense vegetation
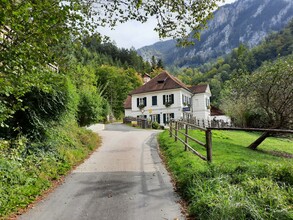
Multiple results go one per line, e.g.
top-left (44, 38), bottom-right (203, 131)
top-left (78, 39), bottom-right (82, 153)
top-left (170, 20), bottom-right (293, 128)
top-left (0, 1), bottom-right (159, 217)
top-left (159, 130), bottom-right (293, 219)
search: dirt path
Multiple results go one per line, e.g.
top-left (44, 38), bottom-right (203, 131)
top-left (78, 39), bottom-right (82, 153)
top-left (19, 123), bottom-right (184, 220)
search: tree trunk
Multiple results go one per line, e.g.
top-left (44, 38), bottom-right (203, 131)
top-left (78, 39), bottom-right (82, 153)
top-left (248, 131), bottom-right (271, 150)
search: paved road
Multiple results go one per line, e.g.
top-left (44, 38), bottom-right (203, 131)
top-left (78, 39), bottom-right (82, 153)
top-left (19, 123), bottom-right (184, 220)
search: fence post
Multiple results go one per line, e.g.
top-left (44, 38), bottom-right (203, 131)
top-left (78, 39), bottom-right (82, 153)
top-left (175, 121), bottom-right (178, 142)
top-left (185, 124), bottom-right (188, 151)
top-left (169, 121), bottom-right (172, 137)
top-left (206, 129), bottom-right (212, 163)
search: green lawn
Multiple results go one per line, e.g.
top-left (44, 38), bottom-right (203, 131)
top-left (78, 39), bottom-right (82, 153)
top-left (158, 130), bottom-right (293, 220)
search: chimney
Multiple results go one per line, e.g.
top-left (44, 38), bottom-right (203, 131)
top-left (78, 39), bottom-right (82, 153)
top-left (143, 73), bottom-right (151, 84)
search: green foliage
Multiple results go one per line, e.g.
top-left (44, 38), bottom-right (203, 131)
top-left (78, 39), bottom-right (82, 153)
top-left (151, 121), bottom-right (160, 129)
top-left (95, 0), bottom-right (222, 44)
top-left (0, 0), bottom-right (226, 217)
top-left (77, 89), bottom-right (103, 127)
top-left (158, 130), bottom-right (293, 219)
top-left (82, 36), bottom-right (152, 73)
top-left (221, 55), bottom-right (293, 128)
top-left (95, 65), bottom-right (142, 118)
top-left (0, 76), bottom-right (78, 139)
top-left (173, 20), bottom-right (293, 107)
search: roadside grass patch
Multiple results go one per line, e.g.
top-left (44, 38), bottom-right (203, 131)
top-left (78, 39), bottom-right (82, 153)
top-left (0, 122), bottom-right (100, 218)
top-left (158, 130), bottom-right (293, 219)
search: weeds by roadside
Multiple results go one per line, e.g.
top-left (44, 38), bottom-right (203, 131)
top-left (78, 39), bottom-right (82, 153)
top-left (158, 130), bottom-right (293, 219)
top-left (0, 122), bottom-right (100, 219)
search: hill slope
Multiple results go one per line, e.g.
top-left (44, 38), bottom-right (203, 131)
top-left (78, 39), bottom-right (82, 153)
top-left (137, 0), bottom-right (293, 67)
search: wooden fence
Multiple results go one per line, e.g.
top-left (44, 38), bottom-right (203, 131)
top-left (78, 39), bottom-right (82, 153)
top-left (169, 120), bottom-right (212, 162)
top-left (169, 120), bottom-right (293, 163)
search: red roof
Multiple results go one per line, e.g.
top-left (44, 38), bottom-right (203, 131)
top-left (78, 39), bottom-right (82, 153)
top-left (130, 71), bottom-right (190, 95)
top-left (210, 106), bottom-right (225, 116)
top-left (189, 84), bottom-right (209, 94)
top-left (124, 95), bottom-right (132, 109)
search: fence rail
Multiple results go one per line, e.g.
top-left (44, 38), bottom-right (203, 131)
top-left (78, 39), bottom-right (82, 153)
top-left (169, 120), bottom-right (293, 163)
top-left (208, 127), bottom-right (293, 134)
top-left (169, 120), bottom-right (212, 162)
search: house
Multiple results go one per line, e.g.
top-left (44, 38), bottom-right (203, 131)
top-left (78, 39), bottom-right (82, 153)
top-left (124, 71), bottom-right (211, 125)
top-left (210, 105), bottom-right (231, 126)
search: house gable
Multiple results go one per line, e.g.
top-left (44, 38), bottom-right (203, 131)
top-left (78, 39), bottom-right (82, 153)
top-left (130, 71), bottom-right (190, 95)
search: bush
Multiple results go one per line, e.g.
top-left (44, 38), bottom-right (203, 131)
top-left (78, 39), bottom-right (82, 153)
top-left (0, 77), bottom-right (78, 140)
top-left (151, 121), bottom-right (160, 129)
top-left (77, 89), bottom-right (103, 127)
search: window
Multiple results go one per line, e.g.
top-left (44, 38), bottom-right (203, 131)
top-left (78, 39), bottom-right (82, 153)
top-left (150, 114), bottom-right (160, 123)
top-left (206, 98), bottom-right (210, 108)
top-left (163, 94), bottom-right (174, 105)
top-left (152, 96), bottom-right (157, 106)
top-left (163, 113), bottom-right (174, 124)
top-left (182, 94), bottom-right (191, 105)
top-left (137, 97), bottom-right (147, 107)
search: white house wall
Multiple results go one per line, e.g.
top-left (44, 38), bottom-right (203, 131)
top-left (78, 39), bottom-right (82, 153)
top-left (126, 88), bottom-right (193, 125)
top-left (191, 93), bottom-right (211, 121)
top-left (125, 88), bottom-right (211, 125)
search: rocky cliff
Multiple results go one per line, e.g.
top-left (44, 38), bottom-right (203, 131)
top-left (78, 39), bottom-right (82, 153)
top-left (137, 0), bottom-right (293, 67)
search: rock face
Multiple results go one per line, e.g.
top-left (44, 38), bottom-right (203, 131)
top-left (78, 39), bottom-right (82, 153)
top-left (137, 0), bottom-right (293, 67)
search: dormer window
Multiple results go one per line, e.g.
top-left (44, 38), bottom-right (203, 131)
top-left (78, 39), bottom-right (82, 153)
top-left (157, 77), bottom-right (167, 84)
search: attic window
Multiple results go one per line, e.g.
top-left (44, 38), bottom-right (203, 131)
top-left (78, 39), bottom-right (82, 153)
top-left (157, 77), bottom-right (167, 84)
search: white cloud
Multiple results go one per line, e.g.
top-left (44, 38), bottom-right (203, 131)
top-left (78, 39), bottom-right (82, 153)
top-left (99, 18), bottom-right (160, 49)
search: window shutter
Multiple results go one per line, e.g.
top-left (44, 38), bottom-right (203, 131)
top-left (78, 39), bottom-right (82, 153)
top-left (163, 95), bottom-right (166, 104)
top-left (137, 98), bottom-right (139, 107)
top-left (143, 97), bottom-right (147, 106)
top-left (152, 96), bottom-right (157, 105)
top-left (170, 113), bottom-right (174, 119)
top-left (157, 114), bottom-right (160, 124)
top-left (163, 114), bottom-right (166, 124)
top-left (171, 94), bottom-right (174, 104)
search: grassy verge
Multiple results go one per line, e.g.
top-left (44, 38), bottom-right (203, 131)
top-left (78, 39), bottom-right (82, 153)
top-left (0, 121), bottom-right (100, 219)
top-left (158, 130), bottom-right (293, 219)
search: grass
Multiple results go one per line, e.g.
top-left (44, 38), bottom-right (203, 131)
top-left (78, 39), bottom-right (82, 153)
top-left (158, 130), bottom-right (293, 219)
top-left (0, 122), bottom-right (100, 219)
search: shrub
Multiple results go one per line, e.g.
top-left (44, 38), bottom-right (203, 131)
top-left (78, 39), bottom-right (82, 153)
top-left (151, 121), bottom-right (160, 129)
top-left (77, 89), bottom-right (103, 127)
top-left (0, 77), bottom-right (78, 140)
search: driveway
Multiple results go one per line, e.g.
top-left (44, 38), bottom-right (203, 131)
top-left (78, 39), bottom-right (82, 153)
top-left (19, 123), bottom-right (184, 220)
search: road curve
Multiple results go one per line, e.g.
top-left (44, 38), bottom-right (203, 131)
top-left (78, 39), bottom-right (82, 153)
top-left (19, 123), bottom-right (184, 220)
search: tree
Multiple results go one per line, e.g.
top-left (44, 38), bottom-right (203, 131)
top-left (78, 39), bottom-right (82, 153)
top-left (220, 55), bottom-right (293, 149)
top-left (1, 0), bottom-right (223, 127)
top-left (95, 66), bottom-right (142, 118)
top-left (248, 55), bottom-right (293, 129)
top-left (96, 0), bottom-right (222, 44)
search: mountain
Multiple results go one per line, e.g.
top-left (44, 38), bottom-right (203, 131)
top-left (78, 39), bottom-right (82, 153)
top-left (137, 0), bottom-right (293, 67)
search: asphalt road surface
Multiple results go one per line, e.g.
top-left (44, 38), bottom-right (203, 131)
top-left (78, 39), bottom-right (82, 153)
top-left (19, 123), bottom-right (184, 220)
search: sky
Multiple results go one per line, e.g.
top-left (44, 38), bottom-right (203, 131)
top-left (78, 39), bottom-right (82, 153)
top-left (98, 0), bottom-right (237, 49)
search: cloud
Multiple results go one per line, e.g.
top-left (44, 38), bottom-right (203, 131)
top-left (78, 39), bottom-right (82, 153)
top-left (99, 18), bottom-right (161, 49)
